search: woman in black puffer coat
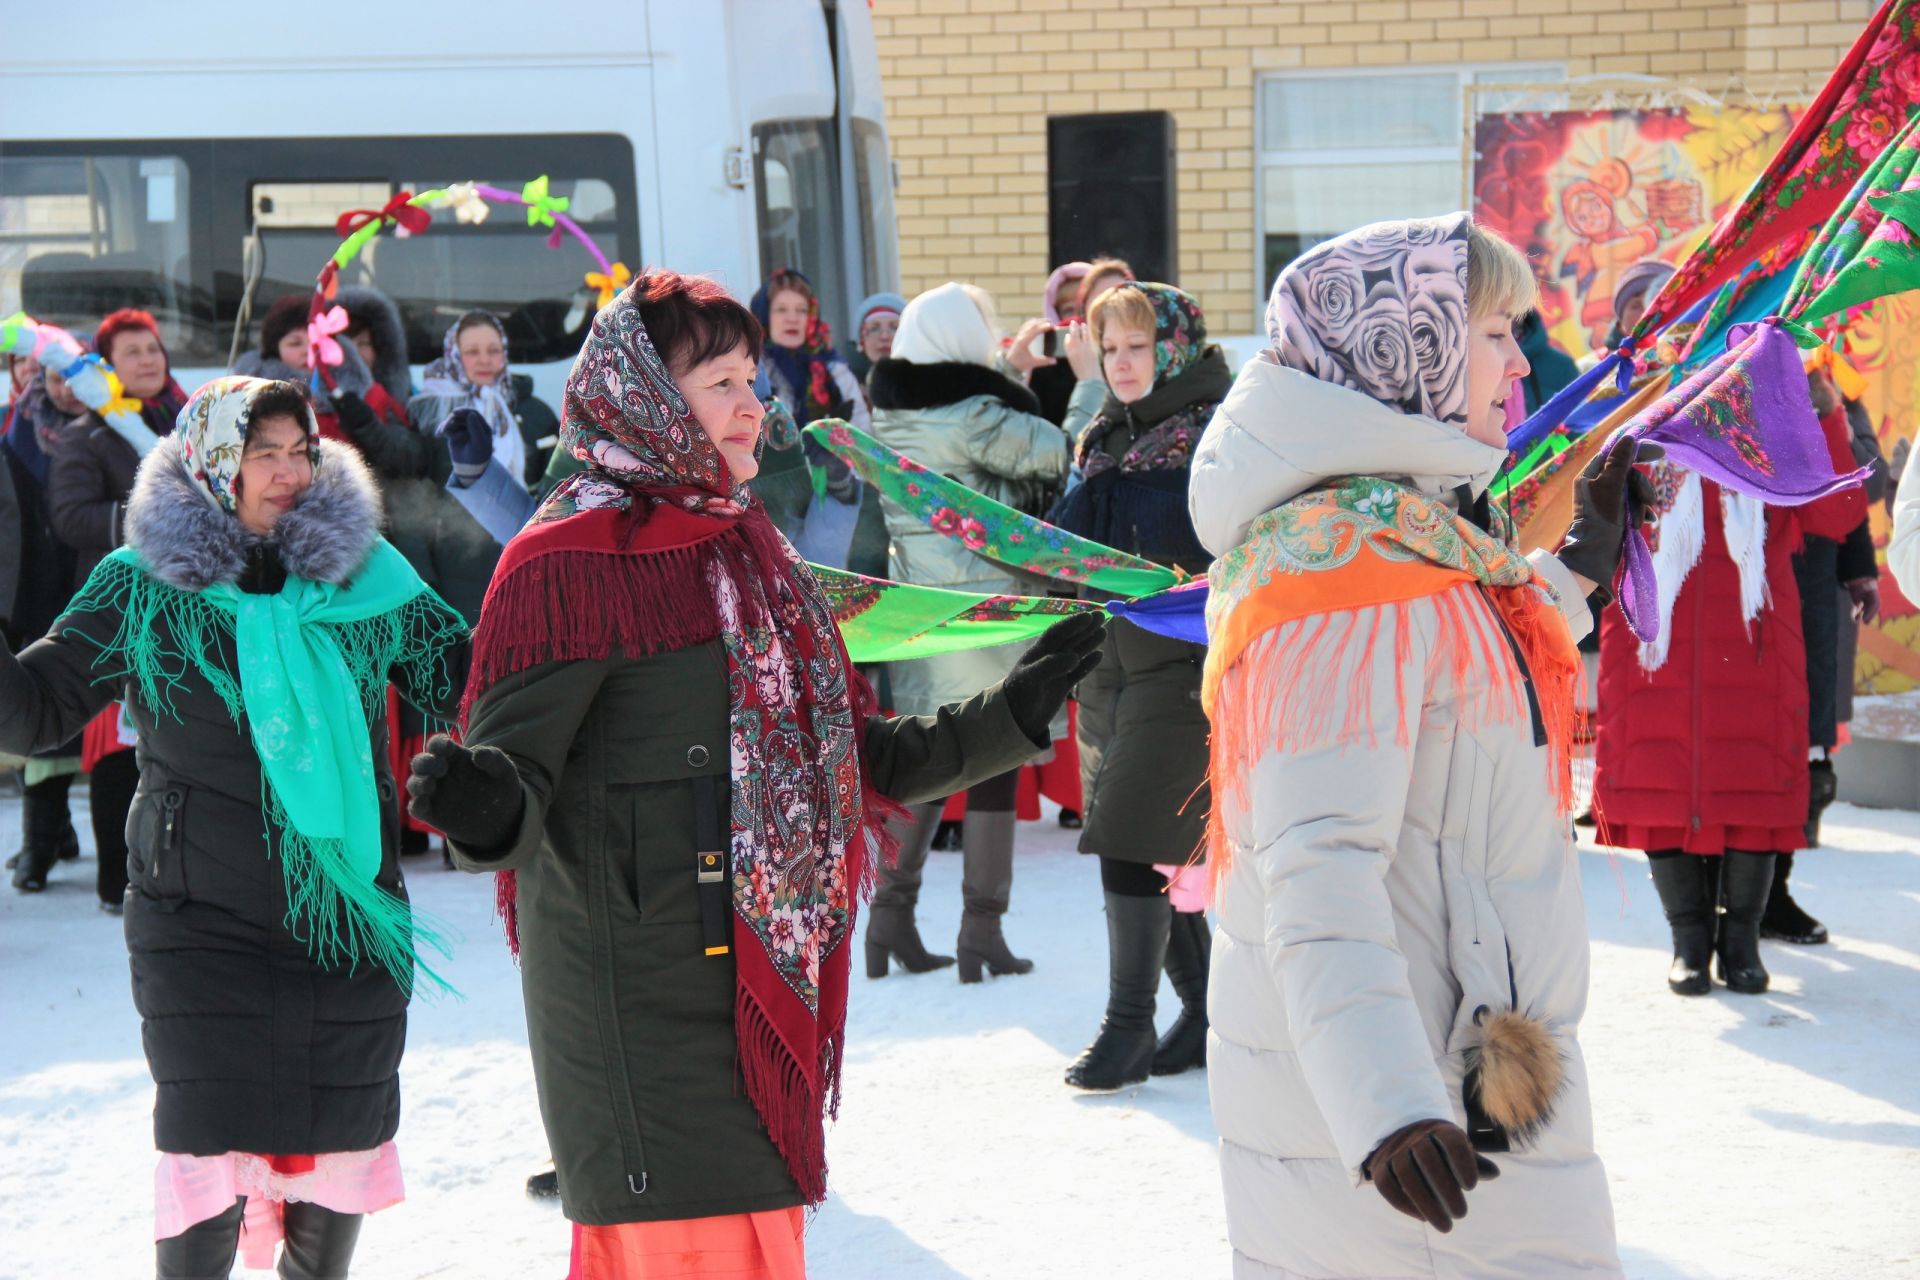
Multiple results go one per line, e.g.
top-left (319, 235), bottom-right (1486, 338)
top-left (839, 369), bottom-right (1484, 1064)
top-left (0, 377), bottom-right (467, 1279)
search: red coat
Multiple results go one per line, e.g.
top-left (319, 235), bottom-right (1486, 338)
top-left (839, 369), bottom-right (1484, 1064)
top-left (1594, 409), bottom-right (1865, 855)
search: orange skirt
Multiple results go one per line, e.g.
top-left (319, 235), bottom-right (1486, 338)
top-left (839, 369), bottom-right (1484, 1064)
top-left (568, 1209), bottom-right (806, 1280)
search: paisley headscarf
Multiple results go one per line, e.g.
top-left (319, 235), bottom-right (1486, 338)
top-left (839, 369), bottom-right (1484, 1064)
top-left (469, 277), bottom-right (900, 1206)
top-left (175, 375), bottom-right (320, 514)
top-left (1267, 213), bottom-right (1472, 426)
top-left (750, 268), bottom-right (847, 428)
top-left (1076, 282), bottom-right (1215, 478)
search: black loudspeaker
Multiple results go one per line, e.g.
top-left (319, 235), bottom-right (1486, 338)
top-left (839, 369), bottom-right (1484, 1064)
top-left (1047, 112), bottom-right (1177, 286)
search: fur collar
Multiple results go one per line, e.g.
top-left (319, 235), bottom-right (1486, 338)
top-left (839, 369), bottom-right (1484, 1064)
top-left (868, 358), bottom-right (1042, 417)
top-left (123, 434), bottom-right (384, 591)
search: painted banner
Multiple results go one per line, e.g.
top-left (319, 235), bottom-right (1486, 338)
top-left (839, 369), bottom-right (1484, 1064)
top-left (1475, 103), bottom-right (1920, 694)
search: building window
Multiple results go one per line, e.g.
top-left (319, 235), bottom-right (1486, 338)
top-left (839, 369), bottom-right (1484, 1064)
top-left (1256, 66), bottom-right (1565, 296)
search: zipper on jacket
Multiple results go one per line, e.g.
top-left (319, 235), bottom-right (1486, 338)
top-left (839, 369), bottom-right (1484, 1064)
top-left (158, 789), bottom-right (184, 881)
top-left (1477, 588), bottom-right (1546, 748)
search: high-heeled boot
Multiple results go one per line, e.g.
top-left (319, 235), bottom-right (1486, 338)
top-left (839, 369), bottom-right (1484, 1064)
top-left (955, 807), bottom-right (1031, 982)
top-left (1065, 892), bottom-right (1170, 1090)
top-left (1151, 908), bottom-right (1210, 1075)
top-left (866, 802), bottom-right (956, 977)
top-left (1716, 851), bottom-right (1776, 995)
top-left (1761, 851), bottom-right (1829, 944)
top-left (1647, 852), bottom-right (1713, 996)
top-left (277, 1202), bottom-right (363, 1279)
top-left (156, 1197), bottom-right (243, 1279)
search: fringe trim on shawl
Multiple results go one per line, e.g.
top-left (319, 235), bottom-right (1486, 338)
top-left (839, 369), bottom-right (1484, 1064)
top-left (736, 981), bottom-right (838, 1206)
top-left (1205, 581), bottom-right (1581, 899)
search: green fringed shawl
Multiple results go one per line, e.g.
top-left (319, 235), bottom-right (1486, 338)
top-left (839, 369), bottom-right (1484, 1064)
top-left (67, 541), bottom-right (464, 997)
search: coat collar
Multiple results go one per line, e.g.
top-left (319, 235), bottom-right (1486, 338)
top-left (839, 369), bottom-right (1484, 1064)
top-left (123, 434), bottom-right (384, 591)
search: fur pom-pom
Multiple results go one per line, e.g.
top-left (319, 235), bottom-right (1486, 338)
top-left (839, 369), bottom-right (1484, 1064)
top-left (1465, 1008), bottom-right (1565, 1147)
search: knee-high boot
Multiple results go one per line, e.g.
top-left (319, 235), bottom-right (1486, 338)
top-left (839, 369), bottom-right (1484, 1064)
top-left (866, 802), bottom-right (955, 977)
top-left (1716, 851), bottom-right (1776, 995)
top-left (277, 1202), bottom-right (363, 1279)
top-left (956, 807), bottom-right (1031, 981)
top-left (1065, 892), bottom-right (1170, 1090)
top-left (1647, 852), bottom-right (1714, 996)
top-left (10, 774), bottom-right (75, 893)
top-left (156, 1198), bottom-right (244, 1280)
top-left (1151, 908), bottom-right (1210, 1075)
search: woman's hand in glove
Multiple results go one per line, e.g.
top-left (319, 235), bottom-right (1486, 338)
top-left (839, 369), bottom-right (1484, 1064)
top-left (406, 735), bottom-right (525, 853)
top-left (333, 391), bottom-right (377, 436)
top-left (438, 409), bottom-right (496, 472)
top-left (1001, 612), bottom-right (1107, 745)
top-left (1364, 1119), bottom-right (1500, 1234)
top-left (1558, 434), bottom-right (1663, 603)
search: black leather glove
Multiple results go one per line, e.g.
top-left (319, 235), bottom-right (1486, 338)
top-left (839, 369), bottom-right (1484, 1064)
top-left (406, 735), bottom-right (525, 852)
top-left (333, 390), bottom-right (376, 436)
top-left (1001, 612), bottom-right (1106, 744)
top-left (1558, 436), bottom-right (1663, 604)
top-left (1364, 1118), bottom-right (1500, 1234)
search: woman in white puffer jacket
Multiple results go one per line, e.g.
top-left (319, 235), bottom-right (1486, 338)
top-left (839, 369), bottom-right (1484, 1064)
top-left (1191, 214), bottom-right (1644, 1279)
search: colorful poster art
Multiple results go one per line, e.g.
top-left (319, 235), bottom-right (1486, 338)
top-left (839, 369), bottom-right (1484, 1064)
top-left (1474, 105), bottom-right (1801, 359)
top-left (1475, 104), bottom-right (1920, 696)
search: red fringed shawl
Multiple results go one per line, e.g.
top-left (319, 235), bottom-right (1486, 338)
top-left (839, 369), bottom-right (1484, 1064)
top-left (464, 499), bottom-right (904, 1205)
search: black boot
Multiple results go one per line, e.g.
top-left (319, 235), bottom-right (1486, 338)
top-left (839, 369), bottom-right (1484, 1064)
top-left (526, 1164), bottom-right (560, 1199)
top-left (156, 1197), bottom-right (244, 1279)
top-left (1647, 853), bottom-right (1714, 996)
top-left (1065, 892), bottom-right (1169, 1090)
top-left (10, 776), bottom-right (71, 893)
top-left (1151, 908), bottom-right (1210, 1076)
top-left (1716, 852), bottom-right (1776, 995)
top-left (955, 809), bottom-right (1031, 982)
top-left (277, 1202), bottom-right (363, 1279)
top-left (1760, 851), bottom-right (1828, 944)
top-left (1804, 757), bottom-right (1837, 848)
top-left (867, 803), bottom-right (956, 977)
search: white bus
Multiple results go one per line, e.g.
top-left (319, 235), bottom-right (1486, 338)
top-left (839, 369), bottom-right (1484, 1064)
top-left (0, 0), bottom-right (899, 399)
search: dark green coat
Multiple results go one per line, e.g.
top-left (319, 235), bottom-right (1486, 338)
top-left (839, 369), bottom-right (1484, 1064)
top-left (453, 642), bottom-right (1040, 1225)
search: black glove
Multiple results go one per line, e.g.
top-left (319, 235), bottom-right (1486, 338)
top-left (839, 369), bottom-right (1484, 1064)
top-left (406, 735), bottom-right (525, 853)
top-left (1364, 1118), bottom-right (1500, 1234)
top-left (333, 390), bottom-right (376, 436)
top-left (1002, 612), bottom-right (1106, 744)
top-left (439, 408), bottom-right (496, 473)
top-left (1558, 435), bottom-right (1663, 605)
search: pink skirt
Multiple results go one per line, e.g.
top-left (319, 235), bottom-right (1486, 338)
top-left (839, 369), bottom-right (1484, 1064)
top-left (155, 1144), bottom-right (404, 1271)
top-left (568, 1209), bottom-right (806, 1279)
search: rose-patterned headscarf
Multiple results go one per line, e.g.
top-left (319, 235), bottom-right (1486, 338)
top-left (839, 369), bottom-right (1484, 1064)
top-left (1267, 212), bottom-right (1471, 426)
top-left (176, 375), bottom-right (319, 515)
top-left (476, 277), bottom-right (898, 1206)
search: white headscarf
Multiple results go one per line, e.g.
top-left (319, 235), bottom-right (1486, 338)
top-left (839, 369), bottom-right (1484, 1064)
top-left (889, 283), bottom-right (999, 367)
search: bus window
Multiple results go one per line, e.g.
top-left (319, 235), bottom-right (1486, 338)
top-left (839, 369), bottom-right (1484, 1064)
top-left (0, 152), bottom-right (205, 357)
top-left (753, 120), bottom-right (848, 338)
top-left (851, 119), bottom-right (899, 298)
top-left (0, 134), bottom-right (638, 369)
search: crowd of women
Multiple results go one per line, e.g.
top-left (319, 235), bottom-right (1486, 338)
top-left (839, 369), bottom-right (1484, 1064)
top-left (0, 204), bottom-right (1896, 1278)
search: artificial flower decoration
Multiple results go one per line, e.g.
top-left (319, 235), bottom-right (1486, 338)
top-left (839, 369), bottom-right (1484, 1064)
top-left (443, 182), bottom-right (491, 225)
top-left (97, 365), bottom-right (143, 418)
top-left (334, 191), bottom-right (432, 240)
top-left (586, 261), bottom-right (633, 309)
top-left (306, 304), bottom-right (351, 370)
top-left (521, 175), bottom-right (570, 230)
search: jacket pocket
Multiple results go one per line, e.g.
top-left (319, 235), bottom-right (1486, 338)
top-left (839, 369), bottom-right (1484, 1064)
top-left (620, 739), bottom-right (728, 928)
top-left (130, 784), bottom-right (190, 909)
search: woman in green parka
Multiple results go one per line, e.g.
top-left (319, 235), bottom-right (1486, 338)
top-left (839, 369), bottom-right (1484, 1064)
top-left (405, 270), bottom-right (1101, 1278)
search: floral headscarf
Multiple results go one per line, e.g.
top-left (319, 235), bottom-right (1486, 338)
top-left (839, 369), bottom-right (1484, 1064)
top-left (750, 269), bottom-right (845, 428)
top-left (1127, 282), bottom-right (1206, 386)
top-left (1074, 283), bottom-right (1215, 480)
top-left (418, 312), bottom-right (518, 428)
top-left (1267, 212), bottom-right (1471, 426)
top-left (532, 295), bottom-right (749, 525)
top-left (175, 375), bottom-right (319, 514)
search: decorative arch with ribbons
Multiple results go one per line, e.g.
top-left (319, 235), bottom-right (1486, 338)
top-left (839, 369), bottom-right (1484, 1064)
top-left (301, 177), bottom-right (631, 390)
top-left (0, 312), bottom-right (162, 457)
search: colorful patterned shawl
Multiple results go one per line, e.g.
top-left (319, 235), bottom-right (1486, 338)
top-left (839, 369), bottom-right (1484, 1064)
top-left (465, 281), bottom-right (898, 1205)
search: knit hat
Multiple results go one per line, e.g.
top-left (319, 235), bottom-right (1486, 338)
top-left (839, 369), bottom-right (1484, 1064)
top-left (259, 294), bottom-right (312, 359)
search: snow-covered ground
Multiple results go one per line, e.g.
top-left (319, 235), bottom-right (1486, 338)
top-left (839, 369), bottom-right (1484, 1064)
top-left (1, 787), bottom-right (1916, 1279)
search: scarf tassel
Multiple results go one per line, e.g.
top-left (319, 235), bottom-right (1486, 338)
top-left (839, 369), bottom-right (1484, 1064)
top-left (1206, 582), bottom-right (1582, 899)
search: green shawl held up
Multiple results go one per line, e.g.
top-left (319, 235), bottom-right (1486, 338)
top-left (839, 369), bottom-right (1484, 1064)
top-left (804, 419), bottom-right (1181, 596)
top-left (814, 566), bottom-right (1104, 662)
top-left (70, 541), bottom-right (461, 997)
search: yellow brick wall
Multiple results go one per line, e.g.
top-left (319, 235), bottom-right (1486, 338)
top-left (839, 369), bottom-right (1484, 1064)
top-left (874, 0), bottom-right (1876, 334)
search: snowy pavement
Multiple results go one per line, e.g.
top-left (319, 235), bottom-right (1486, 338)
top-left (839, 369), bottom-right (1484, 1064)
top-left (1, 789), bottom-right (1916, 1279)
